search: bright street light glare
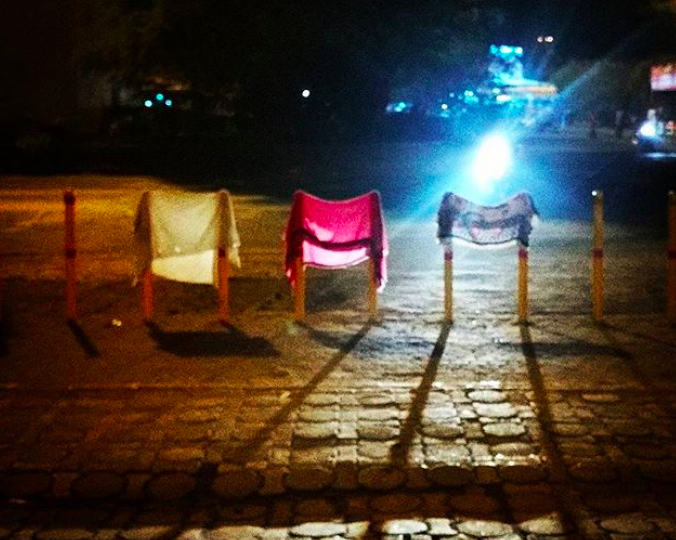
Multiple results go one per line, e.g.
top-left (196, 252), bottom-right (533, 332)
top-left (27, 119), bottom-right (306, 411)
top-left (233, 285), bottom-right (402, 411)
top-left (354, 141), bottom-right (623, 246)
top-left (639, 121), bottom-right (657, 138)
top-left (472, 133), bottom-right (512, 189)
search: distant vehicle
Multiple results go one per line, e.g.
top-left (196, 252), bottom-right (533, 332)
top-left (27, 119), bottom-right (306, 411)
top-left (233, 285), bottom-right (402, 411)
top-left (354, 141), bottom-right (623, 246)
top-left (634, 64), bottom-right (676, 155)
top-left (634, 113), bottom-right (676, 154)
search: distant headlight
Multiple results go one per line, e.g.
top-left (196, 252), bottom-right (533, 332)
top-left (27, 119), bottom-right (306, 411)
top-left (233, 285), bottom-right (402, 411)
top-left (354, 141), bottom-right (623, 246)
top-left (639, 121), bottom-right (657, 138)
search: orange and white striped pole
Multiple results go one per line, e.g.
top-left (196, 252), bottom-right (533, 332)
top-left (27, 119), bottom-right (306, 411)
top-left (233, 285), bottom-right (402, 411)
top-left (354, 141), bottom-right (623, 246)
top-left (294, 257), bottom-right (306, 322)
top-left (218, 247), bottom-right (229, 324)
top-left (517, 243), bottom-right (529, 323)
top-left (218, 191), bottom-right (230, 325)
top-left (667, 191), bottom-right (676, 324)
top-left (591, 190), bottom-right (604, 323)
top-left (444, 248), bottom-right (453, 323)
top-left (368, 259), bottom-right (378, 320)
top-left (64, 190), bottom-right (77, 321)
top-left (142, 268), bottom-right (154, 323)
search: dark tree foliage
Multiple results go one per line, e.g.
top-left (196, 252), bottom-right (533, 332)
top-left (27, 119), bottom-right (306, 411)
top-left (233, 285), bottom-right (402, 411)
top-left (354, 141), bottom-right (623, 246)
top-left (83, 1), bottom-right (504, 120)
top-left (81, 0), bottom-right (676, 134)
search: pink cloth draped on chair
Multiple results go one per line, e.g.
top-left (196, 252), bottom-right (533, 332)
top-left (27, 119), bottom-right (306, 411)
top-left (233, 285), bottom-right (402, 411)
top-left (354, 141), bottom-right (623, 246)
top-left (284, 190), bottom-right (388, 290)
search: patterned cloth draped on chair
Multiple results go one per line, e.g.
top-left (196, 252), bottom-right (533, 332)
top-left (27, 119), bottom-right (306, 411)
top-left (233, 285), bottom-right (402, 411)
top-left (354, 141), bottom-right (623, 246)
top-left (437, 192), bottom-right (538, 248)
top-left (284, 190), bottom-right (388, 290)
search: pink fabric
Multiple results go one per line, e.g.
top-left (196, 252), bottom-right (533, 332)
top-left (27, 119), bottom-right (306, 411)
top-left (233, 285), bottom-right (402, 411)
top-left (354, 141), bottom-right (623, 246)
top-left (284, 190), bottom-right (388, 290)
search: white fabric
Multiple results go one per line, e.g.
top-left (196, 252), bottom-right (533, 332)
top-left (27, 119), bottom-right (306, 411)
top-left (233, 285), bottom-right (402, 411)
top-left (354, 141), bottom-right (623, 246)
top-left (134, 190), bottom-right (240, 285)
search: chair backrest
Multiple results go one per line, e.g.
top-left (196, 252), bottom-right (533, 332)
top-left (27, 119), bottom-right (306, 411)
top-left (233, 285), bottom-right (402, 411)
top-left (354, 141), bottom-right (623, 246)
top-left (284, 190), bottom-right (388, 289)
top-left (437, 191), bottom-right (538, 249)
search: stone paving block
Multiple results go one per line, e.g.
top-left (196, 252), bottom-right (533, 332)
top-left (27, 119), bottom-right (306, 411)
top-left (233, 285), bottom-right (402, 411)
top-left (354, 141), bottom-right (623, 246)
top-left (421, 405), bottom-right (459, 420)
top-left (370, 493), bottom-right (422, 514)
top-left (333, 463), bottom-right (359, 490)
top-left (0, 471), bottom-right (52, 498)
top-left (600, 514), bottom-right (656, 534)
top-left (174, 529), bottom-right (207, 540)
top-left (145, 473), bottom-right (196, 500)
top-left (260, 468), bottom-right (287, 496)
top-left (548, 423), bottom-right (590, 437)
top-left (357, 442), bottom-right (393, 462)
top-left (358, 466), bottom-right (406, 490)
top-left (483, 422), bottom-right (526, 438)
top-left (119, 526), bottom-right (180, 540)
top-left (519, 513), bottom-right (572, 535)
top-left (490, 442), bottom-right (537, 457)
top-left (424, 518), bottom-right (456, 536)
top-left (581, 393), bottom-right (621, 403)
top-left (72, 472), bottom-right (127, 499)
top-left (405, 468), bottom-right (431, 490)
top-left (290, 448), bottom-right (335, 465)
top-left (356, 423), bottom-right (399, 441)
top-left (358, 394), bottom-right (396, 407)
top-left (468, 391), bottom-right (507, 403)
top-left (567, 461), bottom-right (617, 482)
top-left (36, 528), bottom-right (94, 540)
top-left (293, 424), bottom-right (338, 442)
top-left (378, 520), bottom-right (427, 535)
top-left (449, 493), bottom-right (500, 515)
top-left (419, 423), bottom-right (464, 440)
top-left (507, 492), bottom-right (560, 514)
top-left (51, 473), bottom-right (79, 498)
top-left (558, 441), bottom-right (602, 457)
top-left (297, 409), bottom-right (337, 423)
top-left (456, 520), bottom-right (514, 537)
top-left (427, 465), bottom-right (474, 486)
top-left (498, 463), bottom-right (548, 483)
top-left (123, 474), bottom-right (152, 501)
top-left (475, 465), bottom-right (501, 484)
top-left (212, 470), bottom-right (262, 499)
top-left (638, 461), bottom-right (676, 482)
top-left (424, 445), bottom-right (471, 467)
top-left (218, 504), bottom-right (267, 523)
top-left (582, 491), bottom-right (639, 513)
top-left (285, 468), bottom-right (334, 492)
top-left (303, 394), bottom-right (341, 407)
top-left (624, 444), bottom-right (670, 460)
top-left (289, 522), bottom-right (347, 537)
top-left (295, 498), bottom-right (340, 519)
top-left (474, 403), bottom-right (518, 419)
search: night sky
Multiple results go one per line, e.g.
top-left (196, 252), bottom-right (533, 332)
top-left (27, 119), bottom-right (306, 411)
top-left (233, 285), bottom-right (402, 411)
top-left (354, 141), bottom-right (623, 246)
top-left (1, 0), bottom-right (675, 125)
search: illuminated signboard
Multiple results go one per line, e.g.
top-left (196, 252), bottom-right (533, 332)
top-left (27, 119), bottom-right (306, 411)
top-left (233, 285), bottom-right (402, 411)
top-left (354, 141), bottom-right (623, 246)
top-left (651, 64), bottom-right (676, 91)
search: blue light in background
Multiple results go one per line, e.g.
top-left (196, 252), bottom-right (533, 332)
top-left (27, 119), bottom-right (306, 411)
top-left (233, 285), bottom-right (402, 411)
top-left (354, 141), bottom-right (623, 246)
top-left (156, 93), bottom-right (164, 101)
top-left (144, 100), bottom-right (153, 108)
top-left (165, 99), bottom-right (173, 107)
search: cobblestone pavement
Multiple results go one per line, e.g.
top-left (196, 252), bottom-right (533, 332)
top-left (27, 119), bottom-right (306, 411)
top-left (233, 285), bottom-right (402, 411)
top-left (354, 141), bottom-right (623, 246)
top-left (1, 178), bottom-right (676, 538)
